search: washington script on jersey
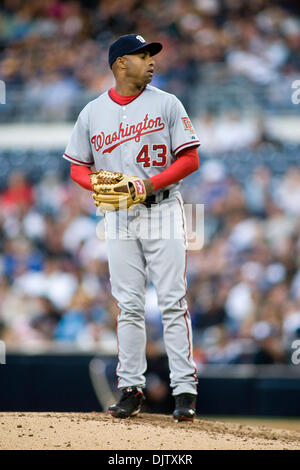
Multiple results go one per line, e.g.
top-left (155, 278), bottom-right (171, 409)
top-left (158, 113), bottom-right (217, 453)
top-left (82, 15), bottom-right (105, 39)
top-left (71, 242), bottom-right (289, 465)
top-left (91, 114), bottom-right (165, 154)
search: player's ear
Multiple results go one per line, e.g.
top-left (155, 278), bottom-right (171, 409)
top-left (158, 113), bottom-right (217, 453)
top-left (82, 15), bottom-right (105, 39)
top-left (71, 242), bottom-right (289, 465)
top-left (116, 56), bottom-right (128, 70)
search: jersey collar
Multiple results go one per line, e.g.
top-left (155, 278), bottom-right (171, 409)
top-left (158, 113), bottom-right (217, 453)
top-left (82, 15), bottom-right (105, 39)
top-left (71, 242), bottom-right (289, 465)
top-left (108, 86), bottom-right (146, 105)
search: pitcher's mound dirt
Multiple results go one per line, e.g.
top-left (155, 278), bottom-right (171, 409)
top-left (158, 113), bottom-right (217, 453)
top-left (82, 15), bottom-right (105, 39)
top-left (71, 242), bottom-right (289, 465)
top-left (0, 412), bottom-right (299, 450)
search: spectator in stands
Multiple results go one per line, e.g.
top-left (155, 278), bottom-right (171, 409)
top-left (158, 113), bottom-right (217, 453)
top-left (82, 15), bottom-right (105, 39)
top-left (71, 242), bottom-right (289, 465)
top-left (1, 171), bottom-right (34, 215)
top-left (1, 0), bottom-right (300, 120)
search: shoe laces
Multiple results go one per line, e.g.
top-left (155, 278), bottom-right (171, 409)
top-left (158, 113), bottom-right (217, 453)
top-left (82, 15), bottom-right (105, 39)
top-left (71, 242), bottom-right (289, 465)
top-left (120, 387), bottom-right (144, 403)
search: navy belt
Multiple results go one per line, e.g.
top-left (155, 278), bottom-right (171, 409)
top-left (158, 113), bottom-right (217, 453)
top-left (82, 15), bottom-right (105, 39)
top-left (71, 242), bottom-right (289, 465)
top-left (143, 190), bottom-right (170, 208)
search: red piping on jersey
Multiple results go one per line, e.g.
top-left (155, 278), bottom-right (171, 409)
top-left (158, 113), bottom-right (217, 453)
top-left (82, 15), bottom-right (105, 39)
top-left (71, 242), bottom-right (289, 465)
top-left (176, 195), bottom-right (188, 299)
top-left (184, 310), bottom-right (198, 383)
top-left (176, 195), bottom-right (187, 250)
top-left (64, 152), bottom-right (93, 166)
top-left (108, 87), bottom-right (146, 105)
top-left (150, 146), bottom-right (199, 191)
top-left (178, 195), bottom-right (198, 383)
top-left (116, 310), bottom-right (122, 388)
top-left (173, 141), bottom-right (200, 155)
top-left (184, 311), bottom-right (192, 363)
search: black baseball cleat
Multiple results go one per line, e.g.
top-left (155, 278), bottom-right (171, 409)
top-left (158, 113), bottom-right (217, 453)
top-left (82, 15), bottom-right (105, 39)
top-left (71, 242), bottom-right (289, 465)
top-left (108, 387), bottom-right (145, 419)
top-left (173, 393), bottom-right (197, 422)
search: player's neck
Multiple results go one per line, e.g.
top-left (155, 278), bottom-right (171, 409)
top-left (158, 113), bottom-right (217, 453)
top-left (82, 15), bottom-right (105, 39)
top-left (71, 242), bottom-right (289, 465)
top-left (114, 81), bottom-right (146, 97)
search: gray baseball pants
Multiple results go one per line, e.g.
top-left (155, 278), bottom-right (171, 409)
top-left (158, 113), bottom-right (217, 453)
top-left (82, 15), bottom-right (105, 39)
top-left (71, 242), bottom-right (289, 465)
top-left (104, 192), bottom-right (198, 396)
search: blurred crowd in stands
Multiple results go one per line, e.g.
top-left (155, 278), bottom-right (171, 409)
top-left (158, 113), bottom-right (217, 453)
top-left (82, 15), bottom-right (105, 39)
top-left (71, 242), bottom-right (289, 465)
top-left (1, 151), bottom-right (300, 366)
top-left (0, 0), bottom-right (300, 120)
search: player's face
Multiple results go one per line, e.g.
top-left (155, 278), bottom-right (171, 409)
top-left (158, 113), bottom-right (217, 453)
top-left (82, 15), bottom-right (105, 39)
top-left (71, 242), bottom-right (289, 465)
top-left (124, 50), bottom-right (155, 86)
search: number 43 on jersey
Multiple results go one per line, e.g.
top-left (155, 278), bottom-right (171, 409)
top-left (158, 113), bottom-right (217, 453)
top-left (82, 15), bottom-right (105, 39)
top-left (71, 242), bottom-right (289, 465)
top-left (136, 144), bottom-right (167, 167)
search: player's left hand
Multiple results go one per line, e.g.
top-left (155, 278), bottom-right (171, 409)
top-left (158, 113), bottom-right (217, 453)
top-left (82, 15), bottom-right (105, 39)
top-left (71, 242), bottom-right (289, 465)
top-left (142, 179), bottom-right (154, 196)
top-left (116, 178), bottom-right (154, 198)
top-left (90, 169), bottom-right (148, 211)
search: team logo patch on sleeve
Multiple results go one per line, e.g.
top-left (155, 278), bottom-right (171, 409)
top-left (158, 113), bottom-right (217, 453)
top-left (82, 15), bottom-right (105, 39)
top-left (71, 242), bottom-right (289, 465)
top-left (182, 117), bottom-right (195, 133)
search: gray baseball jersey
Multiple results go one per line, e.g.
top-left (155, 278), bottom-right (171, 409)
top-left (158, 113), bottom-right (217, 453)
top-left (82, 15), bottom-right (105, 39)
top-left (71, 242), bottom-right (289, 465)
top-left (63, 85), bottom-right (200, 192)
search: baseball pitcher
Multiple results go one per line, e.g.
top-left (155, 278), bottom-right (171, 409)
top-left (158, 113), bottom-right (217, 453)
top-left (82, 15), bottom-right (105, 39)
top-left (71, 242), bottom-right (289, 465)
top-left (63, 34), bottom-right (200, 422)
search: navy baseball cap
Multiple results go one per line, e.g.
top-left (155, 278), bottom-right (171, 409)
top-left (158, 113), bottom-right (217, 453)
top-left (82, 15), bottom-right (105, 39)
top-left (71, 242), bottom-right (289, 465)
top-left (109, 34), bottom-right (162, 68)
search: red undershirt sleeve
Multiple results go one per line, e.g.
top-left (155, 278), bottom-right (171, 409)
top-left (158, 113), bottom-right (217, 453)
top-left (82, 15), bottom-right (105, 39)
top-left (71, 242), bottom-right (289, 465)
top-left (70, 163), bottom-right (93, 191)
top-left (150, 146), bottom-right (199, 191)
top-left (70, 146), bottom-right (199, 193)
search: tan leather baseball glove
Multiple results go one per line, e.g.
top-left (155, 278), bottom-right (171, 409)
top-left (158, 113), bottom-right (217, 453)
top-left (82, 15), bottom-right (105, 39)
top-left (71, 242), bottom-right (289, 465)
top-left (90, 169), bottom-right (147, 211)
